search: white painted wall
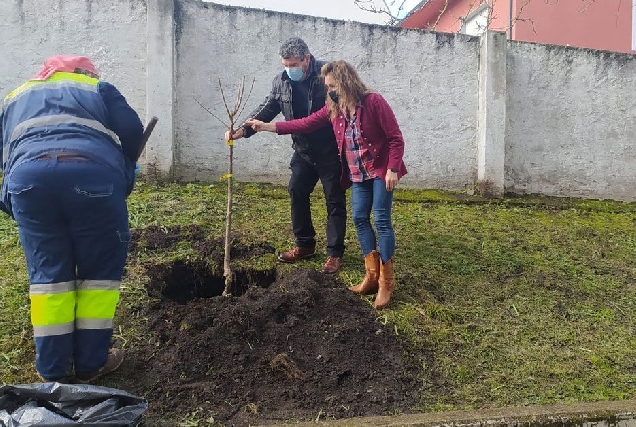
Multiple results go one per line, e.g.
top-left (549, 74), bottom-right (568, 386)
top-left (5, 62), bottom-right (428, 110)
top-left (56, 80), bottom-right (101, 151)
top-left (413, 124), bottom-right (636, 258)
top-left (2, 0), bottom-right (636, 201)
top-left (0, 0), bottom-right (147, 119)
top-left (506, 42), bottom-right (636, 200)
top-left (461, 3), bottom-right (489, 37)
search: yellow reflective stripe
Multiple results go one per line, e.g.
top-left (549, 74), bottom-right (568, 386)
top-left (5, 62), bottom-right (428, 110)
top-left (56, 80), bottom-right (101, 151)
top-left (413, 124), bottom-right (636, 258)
top-left (76, 289), bottom-right (120, 320)
top-left (5, 72), bottom-right (98, 101)
top-left (5, 82), bottom-right (33, 100)
top-left (76, 318), bottom-right (114, 330)
top-left (46, 72), bottom-right (99, 85)
top-left (5, 80), bottom-right (99, 104)
top-left (4, 81), bottom-right (99, 111)
top-left (33, 322), bottom-right (74, 337)
top-left (78, 279), bottom-right (120, 291)
top-left (30, 291), bottom-right (76, 326)
top-left (30, 281), bottom-right (75, 295)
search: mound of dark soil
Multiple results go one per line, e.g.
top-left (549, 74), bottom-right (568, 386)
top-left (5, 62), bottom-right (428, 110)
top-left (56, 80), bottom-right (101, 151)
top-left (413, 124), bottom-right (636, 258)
top-left (122, 226), bottom-right (429, 425)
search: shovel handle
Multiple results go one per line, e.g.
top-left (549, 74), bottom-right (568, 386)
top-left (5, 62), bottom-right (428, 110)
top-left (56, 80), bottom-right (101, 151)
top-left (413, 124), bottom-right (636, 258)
top-left (136, 116), bottom-right (158, 161)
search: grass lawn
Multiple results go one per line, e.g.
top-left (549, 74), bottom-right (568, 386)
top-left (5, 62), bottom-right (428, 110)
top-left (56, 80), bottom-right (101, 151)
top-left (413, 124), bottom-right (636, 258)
top-left (1, 180), bottom-right (636, 423)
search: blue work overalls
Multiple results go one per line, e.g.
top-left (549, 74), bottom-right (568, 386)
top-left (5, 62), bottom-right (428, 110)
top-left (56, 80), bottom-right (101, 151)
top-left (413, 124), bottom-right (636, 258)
top-left (1, 71), bottom-right (139, 380)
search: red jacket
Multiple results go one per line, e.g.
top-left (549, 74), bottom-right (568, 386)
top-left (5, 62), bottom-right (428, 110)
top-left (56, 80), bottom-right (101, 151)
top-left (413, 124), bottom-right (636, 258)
top-left (276, 92), bottom-right (407, 189)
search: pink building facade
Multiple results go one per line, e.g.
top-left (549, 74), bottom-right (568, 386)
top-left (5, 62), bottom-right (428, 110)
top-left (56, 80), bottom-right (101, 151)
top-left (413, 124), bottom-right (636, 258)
top-left (401, 0), bottom-right (635, 54)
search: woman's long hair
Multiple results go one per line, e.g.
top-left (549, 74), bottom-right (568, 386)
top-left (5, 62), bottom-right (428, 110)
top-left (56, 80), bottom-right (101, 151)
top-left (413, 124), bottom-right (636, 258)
top-left (320, 61), bottom-right (371, 119)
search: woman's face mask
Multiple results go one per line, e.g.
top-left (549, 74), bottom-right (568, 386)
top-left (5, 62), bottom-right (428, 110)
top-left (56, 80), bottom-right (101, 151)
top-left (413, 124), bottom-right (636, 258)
top-left (324, 74), bottom-right (340, 103)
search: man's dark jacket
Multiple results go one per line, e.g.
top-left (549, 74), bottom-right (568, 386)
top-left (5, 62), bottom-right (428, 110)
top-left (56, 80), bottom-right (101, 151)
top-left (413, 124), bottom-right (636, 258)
top-left (243, 55), bottom-right (337, 162)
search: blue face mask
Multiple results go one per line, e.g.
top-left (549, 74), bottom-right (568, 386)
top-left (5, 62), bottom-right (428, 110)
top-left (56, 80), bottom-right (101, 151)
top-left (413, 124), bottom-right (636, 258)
top-left (285, 66), bottom-right (305, 81)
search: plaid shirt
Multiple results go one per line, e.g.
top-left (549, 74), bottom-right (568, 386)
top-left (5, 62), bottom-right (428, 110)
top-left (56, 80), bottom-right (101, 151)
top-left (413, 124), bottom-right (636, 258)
top-left (344, 113), bottom-right (377, 182)
top-left (275, 92), bottom-right (407, 190)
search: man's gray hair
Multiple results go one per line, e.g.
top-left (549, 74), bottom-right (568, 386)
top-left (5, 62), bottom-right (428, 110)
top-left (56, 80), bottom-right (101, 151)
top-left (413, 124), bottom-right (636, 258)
top-left (279, 37), bottom-right (310, 59)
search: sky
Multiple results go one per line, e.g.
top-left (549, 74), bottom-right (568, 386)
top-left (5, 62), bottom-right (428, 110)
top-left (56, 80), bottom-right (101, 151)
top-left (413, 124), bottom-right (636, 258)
top-left (207, 0), bottom-right (423, 24)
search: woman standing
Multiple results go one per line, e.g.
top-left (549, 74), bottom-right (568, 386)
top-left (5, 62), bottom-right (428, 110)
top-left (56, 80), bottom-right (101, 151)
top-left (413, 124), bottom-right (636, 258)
top-left (245, 60), bottom-right (407, 309)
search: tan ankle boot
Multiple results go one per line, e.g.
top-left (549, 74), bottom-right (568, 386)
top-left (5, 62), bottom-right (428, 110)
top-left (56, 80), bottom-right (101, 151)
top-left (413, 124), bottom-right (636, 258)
top-left (374, 258), bottom-right (394, 309)
top-left (348, 250), bottom-right (380, 295)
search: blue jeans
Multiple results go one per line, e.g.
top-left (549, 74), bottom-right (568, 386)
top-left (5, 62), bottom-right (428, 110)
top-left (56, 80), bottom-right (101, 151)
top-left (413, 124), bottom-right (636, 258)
top-left (350, 178), bottom-right (395, 263)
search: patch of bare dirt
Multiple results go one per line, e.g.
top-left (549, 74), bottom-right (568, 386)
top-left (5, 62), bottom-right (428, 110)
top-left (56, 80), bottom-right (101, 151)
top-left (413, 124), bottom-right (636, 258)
top-left (120, 225), bottom-right (434, 425)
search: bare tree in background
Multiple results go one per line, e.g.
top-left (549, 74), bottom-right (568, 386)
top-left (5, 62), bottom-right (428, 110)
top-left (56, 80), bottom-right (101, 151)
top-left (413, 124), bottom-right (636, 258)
top-left (354, 0), bottom-right (410, 24)
top-left (354, 0), bottom-right (533, 32)
top-left (196, 77), bottom-right (255, 297)
top-left (433, 0), bottom-right (538, 35)
top-left (355, 0), bottom-right (598, 35)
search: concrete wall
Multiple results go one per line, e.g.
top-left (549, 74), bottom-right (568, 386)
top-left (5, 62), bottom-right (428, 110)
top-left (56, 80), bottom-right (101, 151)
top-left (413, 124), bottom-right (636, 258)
top-left (0, 0), bottom-right (147, 118)
top-left (173, 1), bottom-right (480, 188)
top-left (506, 43), bottom-right (636, 200)
top-left (2, 0), bottom-right (636, 201)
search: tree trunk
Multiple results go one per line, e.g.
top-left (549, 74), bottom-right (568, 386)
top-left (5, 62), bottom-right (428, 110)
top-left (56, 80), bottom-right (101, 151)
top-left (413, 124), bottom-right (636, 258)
top-left (222, 141), bottom-right (234, 297)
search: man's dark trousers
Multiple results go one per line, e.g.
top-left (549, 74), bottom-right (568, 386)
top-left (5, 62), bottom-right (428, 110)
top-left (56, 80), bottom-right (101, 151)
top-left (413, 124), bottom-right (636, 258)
top-left (288, 151), bottom-right (346, 257)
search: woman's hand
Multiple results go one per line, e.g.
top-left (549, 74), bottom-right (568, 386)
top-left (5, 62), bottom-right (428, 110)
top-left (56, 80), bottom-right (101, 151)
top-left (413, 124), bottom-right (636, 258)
top-left (385, 170), bottom-right (398, 192)
top-left (244, 119), bottom-right (276, 133)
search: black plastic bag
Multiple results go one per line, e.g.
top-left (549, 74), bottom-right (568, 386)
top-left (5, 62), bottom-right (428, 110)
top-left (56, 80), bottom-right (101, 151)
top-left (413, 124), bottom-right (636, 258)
top-left (0, 382), bottom-right (147, 426)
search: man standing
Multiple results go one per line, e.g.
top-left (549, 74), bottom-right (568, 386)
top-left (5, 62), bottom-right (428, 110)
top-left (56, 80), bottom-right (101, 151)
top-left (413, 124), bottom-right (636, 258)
top-left (0, 55), bottom-right (143, 382)
top-left (225, 37), bottom-right (346, 274)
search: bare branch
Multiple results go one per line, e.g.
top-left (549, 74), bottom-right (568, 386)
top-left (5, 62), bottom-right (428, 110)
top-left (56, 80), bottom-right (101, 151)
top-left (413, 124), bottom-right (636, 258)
top-left (236, 78), bottom-right (256, 121)
top-left (353, 0), bottom-right (408, 24)
top-left (193, 96), bottom-right (231, 129)
top-left (232, 77), bottom-right (245, 116)
top-left (508, 0), bottom-right (536, 34)
top-left (218, 78), bottom-right (233, 121)
top-left (430, 0), bottom-right (449, 31)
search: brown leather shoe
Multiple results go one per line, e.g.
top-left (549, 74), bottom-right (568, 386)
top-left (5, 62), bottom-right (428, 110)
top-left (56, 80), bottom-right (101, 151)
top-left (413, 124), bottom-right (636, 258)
top-left (75, 348), bottom-right (124, 384)
top-left (321, 256), bottom-right (342, 274)
top-left (277, 246), bottom-right (315, 263)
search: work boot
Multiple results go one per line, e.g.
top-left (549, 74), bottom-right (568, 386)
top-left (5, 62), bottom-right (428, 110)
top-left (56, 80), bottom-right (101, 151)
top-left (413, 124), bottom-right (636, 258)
top-left (37, 374), bottom-right (73, 383)
top-left (321, 256), bottom-right (342, 274)
top-left (348, 250), bottom-right (380, 295)
top-left (277, 246), bottom-right (315, 263)
top-left (75, 348), bottom-right (124, 384)
top-left (374, 257), bottom-right (394, 310)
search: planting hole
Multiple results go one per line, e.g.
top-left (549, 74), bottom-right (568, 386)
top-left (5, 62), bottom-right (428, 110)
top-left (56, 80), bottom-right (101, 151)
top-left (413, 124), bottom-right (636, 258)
top-left (145, 259), bottom-right (276, 303)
